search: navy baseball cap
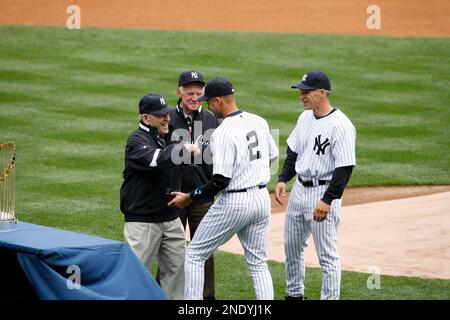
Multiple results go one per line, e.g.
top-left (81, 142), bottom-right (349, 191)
top-left (291, 71), bottom-right (331, 91)
top-left (139, 93), bottom-right (171, 115)
top-left (178, 70), bottom-right (205, 87)
top-left (197, 77), bottom-right (235, 102)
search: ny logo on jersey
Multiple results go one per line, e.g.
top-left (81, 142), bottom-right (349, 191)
top-left (313, 135), bottom-right (330, 155)
top-left (190, 72), bottom-right (199, 79)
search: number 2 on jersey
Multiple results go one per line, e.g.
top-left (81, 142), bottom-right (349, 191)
top-left (246, 130), bottom-right (261, 161)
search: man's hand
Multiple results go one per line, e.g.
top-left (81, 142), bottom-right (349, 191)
top-left (168, 191), bottom-right (193, 208)
top-left (275, 182), bottom-right (287, 205)
top-left (313, 200), bottom-right (331, 222)
top-left (184, 143), bottom-right (201, 156)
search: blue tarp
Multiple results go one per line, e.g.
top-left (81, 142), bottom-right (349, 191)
top-left (0, 222), bottom-right (167, 300)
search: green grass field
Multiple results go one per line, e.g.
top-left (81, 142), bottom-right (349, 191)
top-left (1, 25), bottom-right (449, 299)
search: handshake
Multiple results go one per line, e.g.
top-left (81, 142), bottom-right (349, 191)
top-left (183, 143), bottom-right (201, 157)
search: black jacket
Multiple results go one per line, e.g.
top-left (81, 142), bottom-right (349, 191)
top-left (169, 103), bottom-right (220, 202)
top-left (120, 122), bottom-right (183, 223)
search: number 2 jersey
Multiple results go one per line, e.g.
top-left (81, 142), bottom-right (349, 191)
top-left (210, 110), bottom-right (279, 191)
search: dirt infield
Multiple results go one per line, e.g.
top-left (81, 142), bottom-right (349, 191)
top-left (221, 191), bottom-right (450, 280)
top-left (0, 0), bottom-right (449, 36)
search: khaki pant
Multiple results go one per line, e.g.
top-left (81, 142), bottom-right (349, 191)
top-left (124, 218), bottom-right (185, 300)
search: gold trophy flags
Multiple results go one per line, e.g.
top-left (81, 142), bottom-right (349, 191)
top-left (0, 142), bottom-right (17, 232)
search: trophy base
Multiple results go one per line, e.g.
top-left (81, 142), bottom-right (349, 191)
top-left (0, 217), bottom-right (18, 232)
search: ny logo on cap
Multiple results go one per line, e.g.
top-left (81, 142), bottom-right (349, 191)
top-left (191, 72), bottom-right (199, 79)
top-left (160, 97), bottom-right (166, 105)
top-left (302, 74), bottom-right (307, 81)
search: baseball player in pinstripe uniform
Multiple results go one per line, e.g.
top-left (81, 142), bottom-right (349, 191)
top-left (169, 77), bottom-right (279, 300)
top-left (275, 71), bottom-right (356, 300)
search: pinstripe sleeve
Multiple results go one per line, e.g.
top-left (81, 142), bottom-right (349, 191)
top-left (332, 121), bottom-right (356, 168)
top-left (211, 131), bottom-right (235, 179)
top-left (266, 121), bottom-right (279, 160)
top-left (287, 115), bottom-right (302, 154)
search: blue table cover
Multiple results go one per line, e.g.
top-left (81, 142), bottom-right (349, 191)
top-left (0, 221), bottom-right (167, 300)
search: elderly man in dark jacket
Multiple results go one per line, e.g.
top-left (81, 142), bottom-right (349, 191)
top-left (167, 71), bottom-right (220, 299)
top-left (120, 93), bottom-right (198, 300)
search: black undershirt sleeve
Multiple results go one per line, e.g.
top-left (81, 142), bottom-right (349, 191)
top-left (277, 146), bottom-right (298, 183)
top-left (189, 174), bottom-right (231, 201)
top-left (321, 166), bottom-right (354, 205)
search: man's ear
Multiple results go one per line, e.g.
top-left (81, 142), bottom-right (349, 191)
top-left (176, 87), bottom-right (182, 98)
top-left (141, 114), bottom-right (153, 126)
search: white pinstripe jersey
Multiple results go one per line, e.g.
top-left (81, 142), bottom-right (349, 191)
top-left (287, 108), bottom-right (356, 180)
top-left (210, 111), bottom-right (279, 191)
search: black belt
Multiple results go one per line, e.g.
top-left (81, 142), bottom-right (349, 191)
top-left (226, 185), bottom-right (267, 193)
top-left (298, 176), bottom-right (330, 187)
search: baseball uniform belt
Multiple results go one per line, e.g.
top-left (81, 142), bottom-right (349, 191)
top-left (226, 185), bottom-right (267, 193)
top-left (298, 176), bottom-right (330, 187)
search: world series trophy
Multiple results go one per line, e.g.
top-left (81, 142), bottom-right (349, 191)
top-left (0, 143), bottom-right (18, 232)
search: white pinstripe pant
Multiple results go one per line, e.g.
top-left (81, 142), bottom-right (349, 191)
top-left (185, 187), bottom-right (274, 300)
top-left (284, 180), bottom-right (341, 300)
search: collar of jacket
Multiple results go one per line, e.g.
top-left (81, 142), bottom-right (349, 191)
top-left (176, 100), bottom-right (203, 120)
